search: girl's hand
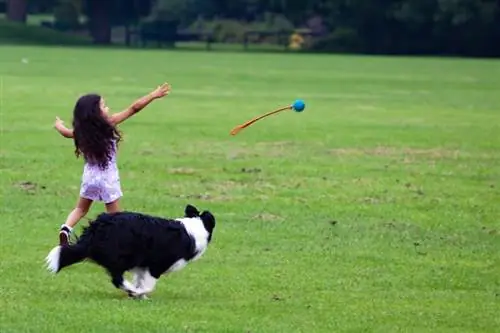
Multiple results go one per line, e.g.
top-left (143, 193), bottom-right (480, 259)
top-left (54, 116), bottom-right (64, 128)
top-left (151, 83), bottom-right (171, 99)
top-left (109, 83), bottom-right (172, 126)
top-left (54, 116), bottom-right (74, 138)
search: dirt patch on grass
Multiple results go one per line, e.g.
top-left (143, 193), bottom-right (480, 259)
top-left (241, 167), bottom-right (261, 174)
top-left (174, 193), bottom-right (231, 202)
top-left (206, 180), bottom-right (245, 195)
top-left (226, 141), bottom-right (296, 160)
top-left (17, 181), bottom-right (37, 191)
top-left (482, 226), bottom-right (499, 237)
top-left (256, 141), bottom-right (295, 148)
top-left (223, 141), bottom-right (298, 160)
top-left (207, 179), bottom-right (274, 195)
top-left (252, 212), bottom-right (284, 222)
top-left (382, 221), bottom-right (424, 234)
top-left (359, 197), bottom-right (383, 204)
top-left (171, 180), bottom-right (247, 202)
top-left (226, 148), bottom-right (260, 160)
top-left (15, 181), bottom-right (45, 194)
top-left (256, 141), bottom-right (295, 158)
top-left (139, 149), bottom-right (154, 156)
top-left (168, 167), bottom-right (197, 175)
top-left (329, 146), bottom-right (463, 159)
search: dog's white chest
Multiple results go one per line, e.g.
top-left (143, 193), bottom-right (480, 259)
top-left (192, 247), bottom-right (206, 261)
top-left (166, 259), bottom-right (187, 274)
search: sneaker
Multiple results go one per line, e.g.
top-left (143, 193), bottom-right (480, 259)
top-left (59, 230), bottom-right (70, 246)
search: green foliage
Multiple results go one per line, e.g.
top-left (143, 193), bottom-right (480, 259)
top-left (0, 17), bottom-right (91, 44)
top-left (256, 12), bottom-right (294, 31)
top-left (308, 0), bottom-right (500, 56)
top-left (185, 13), bottom-right (295, 44)
top-left (148, 0), bottom-right (500, 56)
top-left (28, 0), bottom-right (59, 13)
top-left (139, 19), bottom-right (178, 47)
top-left (211, 19), bottom-right (247, 43)
top-left (309, 27), bottom-right (361, 53)
top-left (145, 0), bottom-right (198, 26)
top-left (53, 0), bottom-right (80, 30)
top-left (9, 0), bottom-right (500, 56)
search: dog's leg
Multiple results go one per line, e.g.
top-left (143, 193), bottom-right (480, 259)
top-left (140, 269), bottom-right (158, 295)
top-left (131, 267), bottom-right (145, 289)
top-left (131, 269), bottom-right (158, 298)
top-left (110, 270), bottom-right (141, 297)
top-left (130, 268), bottom-right (149, 300)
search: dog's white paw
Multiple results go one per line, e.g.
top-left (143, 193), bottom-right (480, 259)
top-left (128, 293), bottom-right (149, 300)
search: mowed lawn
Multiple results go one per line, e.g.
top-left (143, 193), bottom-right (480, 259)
top-left (0, 45), bottom-right (499, 333)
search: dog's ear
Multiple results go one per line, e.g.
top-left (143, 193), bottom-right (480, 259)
top-left (185, 204), bottom-right (200, 218)
top-left (200, 211), bottom-right (216, 232)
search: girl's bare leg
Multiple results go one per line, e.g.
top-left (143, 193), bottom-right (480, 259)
top-left (105, 199), bottom-right (121, 213)
top-left (59, 197), bottom-right (93, 245)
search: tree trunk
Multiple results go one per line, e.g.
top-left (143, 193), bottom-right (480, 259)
top-left (6, 0), bottom-right (27, 23)
top-left (87, 0), bottom-right (112, 44)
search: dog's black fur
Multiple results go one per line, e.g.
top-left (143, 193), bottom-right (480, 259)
top-left (45, 204), bottom-right (215, 298)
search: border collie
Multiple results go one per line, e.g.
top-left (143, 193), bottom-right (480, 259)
top-left (45, 204), bottom-right (215, 299)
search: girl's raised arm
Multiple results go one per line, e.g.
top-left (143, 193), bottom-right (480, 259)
top-left (54, 117), bottom-right (74, 138)
top-left (109, 83), bottom-right (171, 126)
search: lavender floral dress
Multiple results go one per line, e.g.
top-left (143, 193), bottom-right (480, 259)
top-left (80, 141), bottom-right (122, 203)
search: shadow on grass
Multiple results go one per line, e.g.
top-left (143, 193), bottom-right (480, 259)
top-left (66, 284), bottom-right (197, 302)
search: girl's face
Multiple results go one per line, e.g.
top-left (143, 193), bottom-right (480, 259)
top-left (100, 98), bottom-right (110, 117)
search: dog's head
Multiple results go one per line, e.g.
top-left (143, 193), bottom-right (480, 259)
top-left (184, 204), bottom-right (216, 242)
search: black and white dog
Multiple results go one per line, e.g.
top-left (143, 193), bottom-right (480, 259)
top-left (45, 204), bottom-right (215, 299)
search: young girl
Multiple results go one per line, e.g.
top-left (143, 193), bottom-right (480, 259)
top-left (53, 83), bottom-right (171, 245)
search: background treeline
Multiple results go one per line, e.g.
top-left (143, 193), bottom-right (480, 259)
top-left (3, 0), bottom-right (500, 57)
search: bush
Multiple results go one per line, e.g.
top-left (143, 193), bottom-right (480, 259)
top-left (0, 18), bottom-right (91, 45)
top-left (146, 0), bottom-right (198, 26)
top-left (212, 19), bottom-right (247, 43)
top-left (185, 18), bottom-right (246, 43)
top-left (185, 14), bottom-right (295, 45)
top-left (309, 27), bottom-right (362, 53)
top-left (248, 13), bottom-right (294, 45)
top-left (255, 12), bottom-right (294, 31)
top-left (139, 19), bottom-right (179, 47)
top-left (53, 0), bottom-right (80, 31)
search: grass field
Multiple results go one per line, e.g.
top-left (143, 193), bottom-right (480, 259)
top-left (0, 45), bottom-right (499, 332)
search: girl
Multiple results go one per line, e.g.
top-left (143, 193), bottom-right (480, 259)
top-left (53, 83), bottom-right (171, 245)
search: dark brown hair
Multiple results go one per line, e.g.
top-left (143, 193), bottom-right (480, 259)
top-left (72, 94), bottom-right (122, 170)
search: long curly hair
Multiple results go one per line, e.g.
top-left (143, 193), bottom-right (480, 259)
top-left (72, 94), bottom-right (122, 170)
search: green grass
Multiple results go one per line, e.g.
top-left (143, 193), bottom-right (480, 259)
top-left (1, 45), bottom-right (499, 333)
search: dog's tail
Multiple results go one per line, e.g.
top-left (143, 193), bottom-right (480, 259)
top-left (45, 243), bottom-right (88, 274)
top-left (45, 221), bottom-right (98, 274)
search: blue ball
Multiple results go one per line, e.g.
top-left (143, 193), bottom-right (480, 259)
top-left (292, 99), bottom-right (305, 112)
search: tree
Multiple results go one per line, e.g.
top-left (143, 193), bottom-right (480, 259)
top-left (84, 0), bottom-right (112, 44)
top-left (6, 0), bottom-right (28, 22)
top-left (82, 0), bottom-right (151, 44)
